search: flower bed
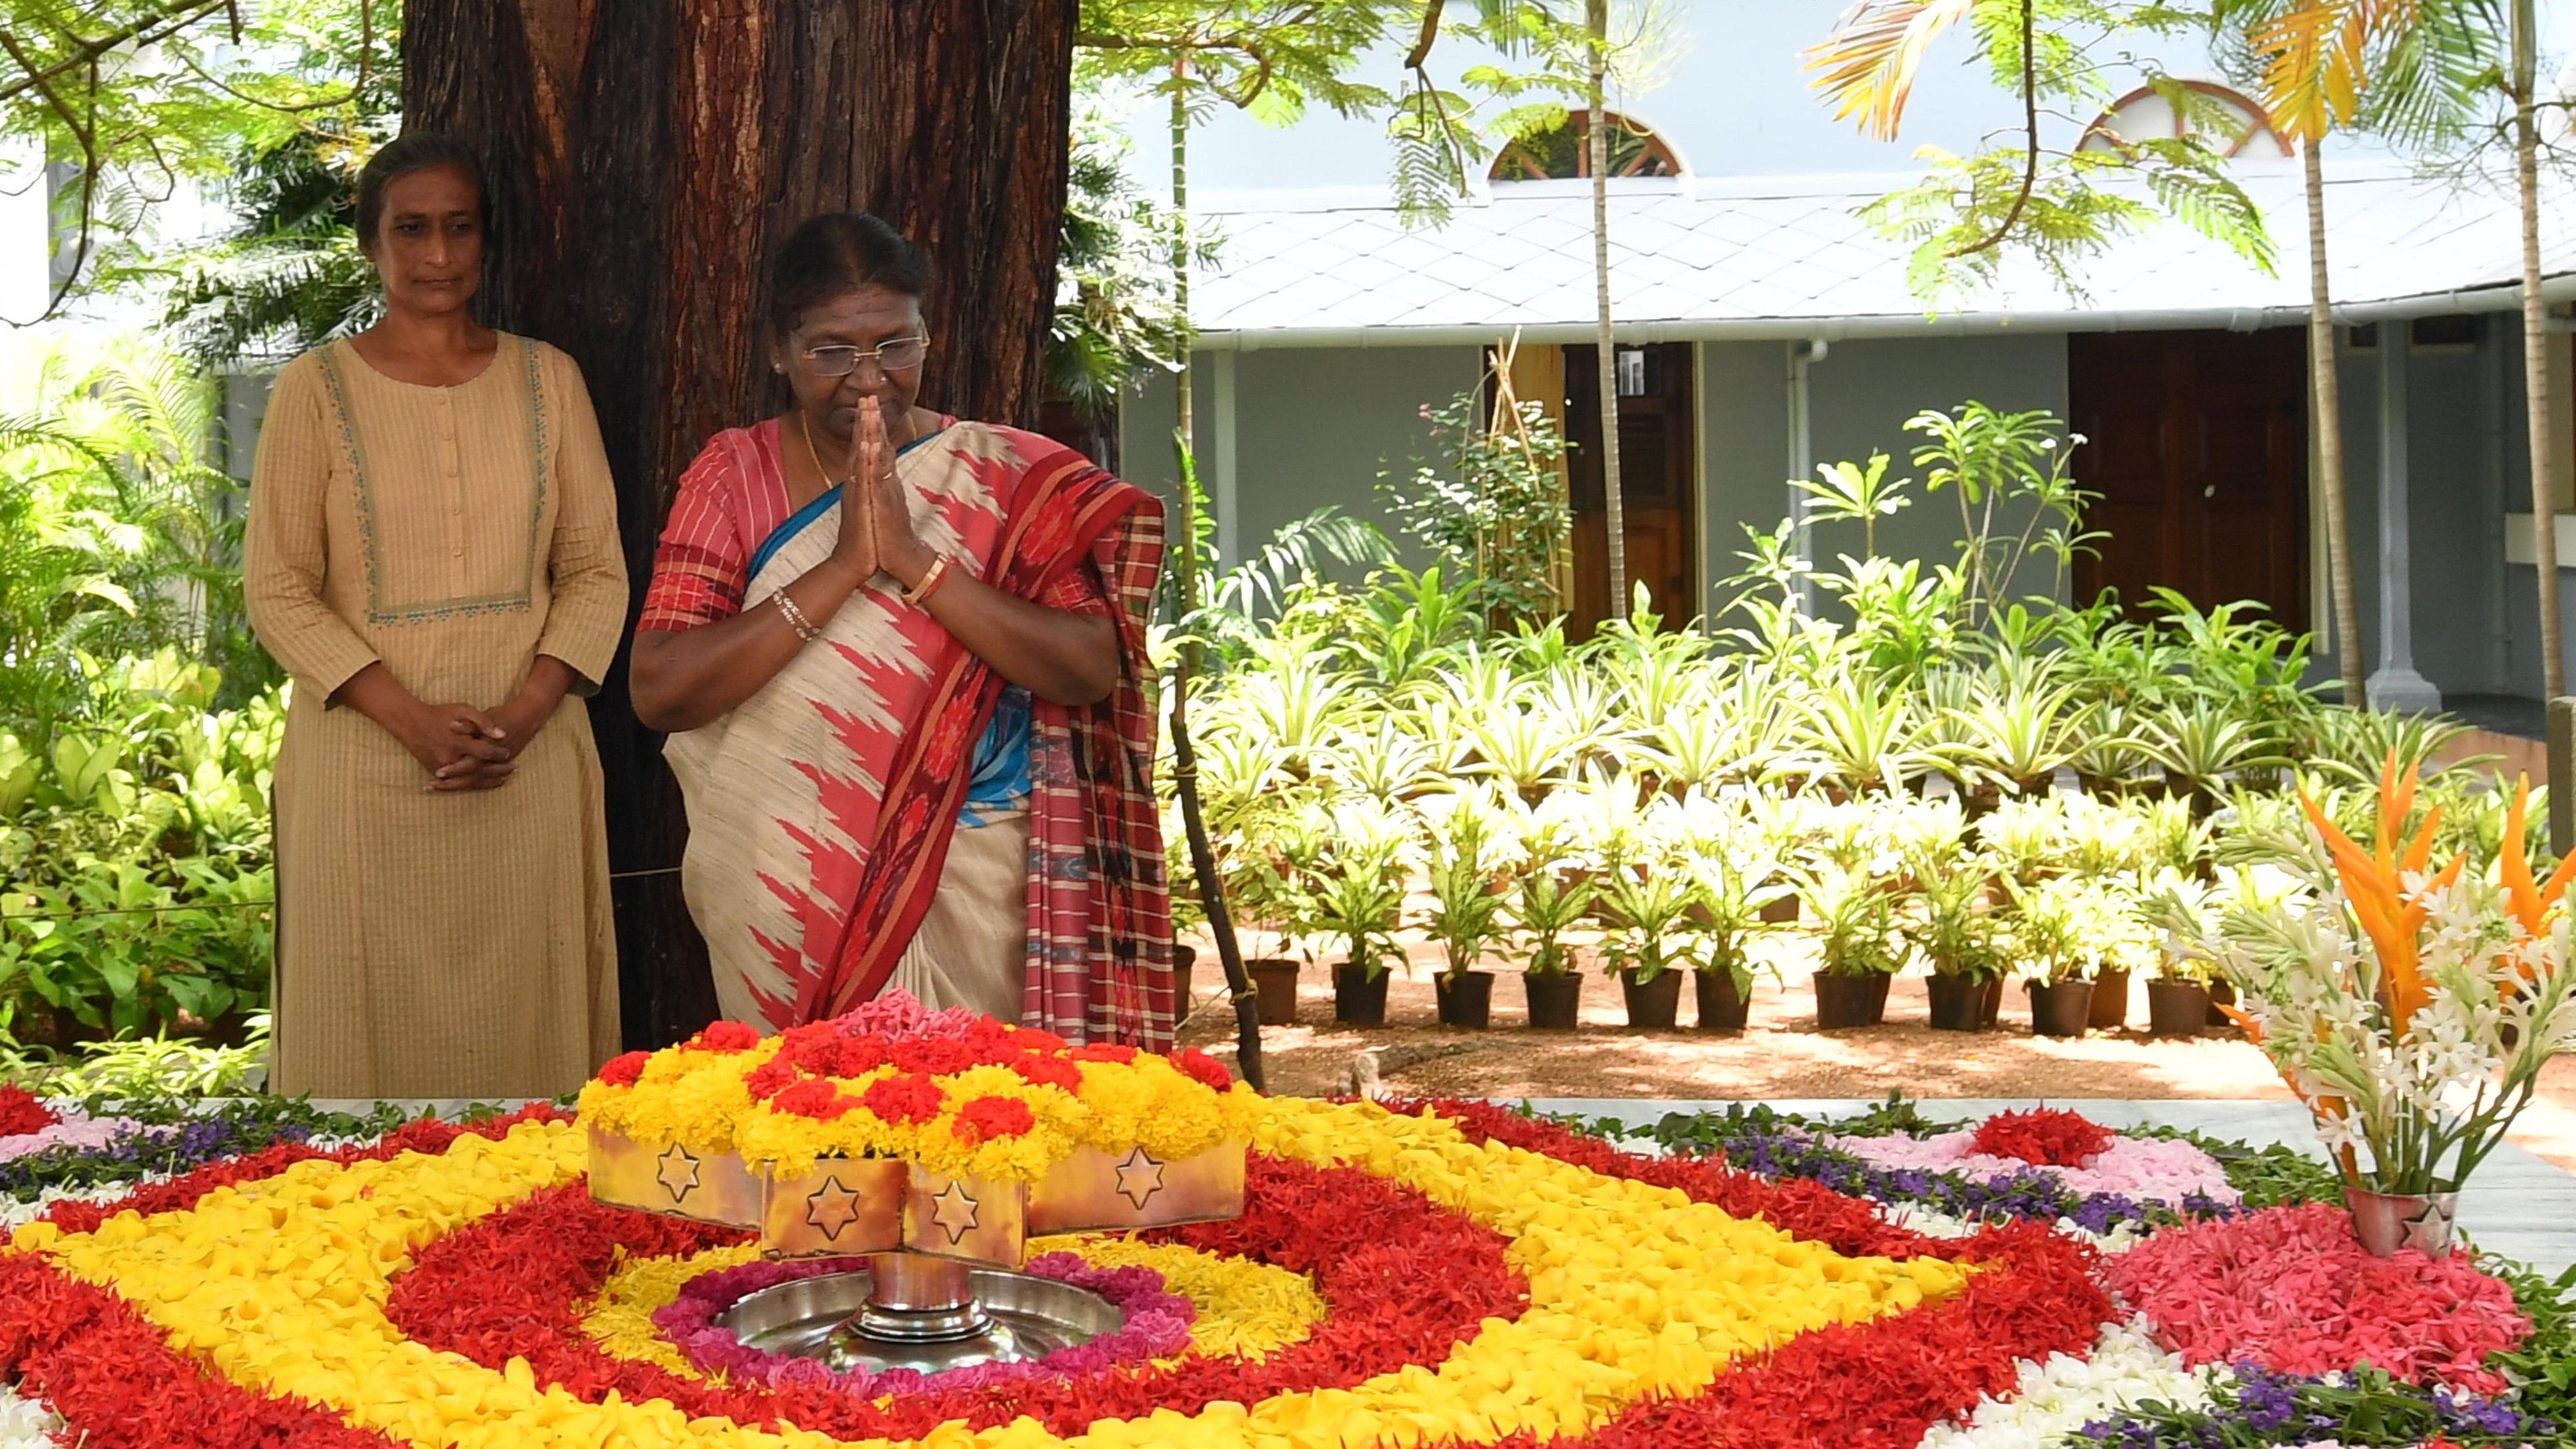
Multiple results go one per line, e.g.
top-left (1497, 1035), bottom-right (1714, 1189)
top-left (0, 1093), bottom-right (2564, 1449)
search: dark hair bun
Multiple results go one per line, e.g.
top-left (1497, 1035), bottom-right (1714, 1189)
top-left (355, 132), bottom-right (490, 249)
top-left (769, 212), bottom-right (931, 336)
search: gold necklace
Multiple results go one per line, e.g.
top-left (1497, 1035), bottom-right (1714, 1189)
top-left (797, 412), bottom-right (848, 488)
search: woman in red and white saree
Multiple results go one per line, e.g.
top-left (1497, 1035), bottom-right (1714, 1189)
top-left (629, 213), bottom-right (1173, 1048)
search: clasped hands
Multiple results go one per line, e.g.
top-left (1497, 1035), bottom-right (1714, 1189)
top-left (828, 402), bottom-right (934, 591)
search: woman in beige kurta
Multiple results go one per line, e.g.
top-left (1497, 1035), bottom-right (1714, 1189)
top-left (243, 133), bottom-right (627, 1099)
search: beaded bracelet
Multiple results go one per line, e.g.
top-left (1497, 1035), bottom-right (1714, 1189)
top-left (773, 589), bottom-right (822, 643)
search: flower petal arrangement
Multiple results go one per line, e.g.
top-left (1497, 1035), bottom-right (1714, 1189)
top-left (0, 1047), bottom-right (2564, 1448)
top-left (577, 1001), bottom-right (1262, 1183)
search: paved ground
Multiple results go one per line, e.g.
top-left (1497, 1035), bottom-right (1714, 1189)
top-left (1173, 957), bottom-right (2576, 1176)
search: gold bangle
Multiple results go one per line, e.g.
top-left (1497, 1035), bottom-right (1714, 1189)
top-left (904, 554), bottom-right (954, 607)
top-left (773, 589), bottom-right (822, 643)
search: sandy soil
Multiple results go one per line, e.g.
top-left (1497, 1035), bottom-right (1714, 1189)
top-left (1174, 949), bottom-right (2576, 1174)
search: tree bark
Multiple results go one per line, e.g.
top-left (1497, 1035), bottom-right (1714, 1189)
top-left (2513, 0), bottom-right (2563, 699)
top-left (404, 0), bottom-right (1077, 1046)
top-left (2304, 139), bottom-right (2363, 707)
top-left (1586, 0), bottom-right (1625, 622)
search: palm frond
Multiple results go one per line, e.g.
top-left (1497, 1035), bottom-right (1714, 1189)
top-left (1806, 0), bottom-right (1979, 141)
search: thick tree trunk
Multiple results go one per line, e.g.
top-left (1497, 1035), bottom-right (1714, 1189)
top-left (2304, 140), bottom-right (2363, 707)
top-left (404, 0), bottom-right (1077, 1046)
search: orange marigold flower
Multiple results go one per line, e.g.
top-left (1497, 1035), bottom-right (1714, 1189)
top-left (950, 1095), bottom-right (1038, 1146)
top-left (1072, 1043), bottom-right (1140, 1065)
top-left (1172, 1048), bottom-right (1233, 1094)
top-left (891, 1037), bottom-right (976, 1077)
top-left (861, 1072), bottom-right (946, 1124)
top-left (1009, 1054), bottom-right (1084, 1092)
top-left (771, 1079), bottom-right (860, 1121)
top-left (688, 1021), bottom-right (762, 1052)
top-left (593, 1051), bottom-right (652, 1088)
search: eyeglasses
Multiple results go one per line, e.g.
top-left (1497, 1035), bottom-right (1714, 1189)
top-left (800, 336), bottom-right (929, 377)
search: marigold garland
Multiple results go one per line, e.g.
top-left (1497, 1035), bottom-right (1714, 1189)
top-left (575, 998), bottom-right (1263, 1183)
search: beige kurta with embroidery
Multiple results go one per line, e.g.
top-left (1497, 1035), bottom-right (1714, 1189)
top-left (244, 335), bottom-right (627, 1100)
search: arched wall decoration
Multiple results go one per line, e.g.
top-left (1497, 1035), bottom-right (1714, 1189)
top-left (2080, 80), bottom-right (2292, 158)
top-left (1490, 110), bottom-right (1685, 180)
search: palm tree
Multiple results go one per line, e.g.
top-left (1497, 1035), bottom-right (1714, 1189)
top-left (2221, 1), bottom-right (2504, 701)
top-left (2507, 0), bottom-right (2563, 696)
top-left (1586, 0), bottom-right (1627, 616)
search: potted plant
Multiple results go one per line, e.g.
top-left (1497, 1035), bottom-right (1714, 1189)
top-left (1904, 864), bottom-right (2007, 1032)
top-left (1798, 863), bottom-right (1905, 1029)
top-left (2005, 876), bottom-right (2104, 1037)
top-left (1308, 802), bottom-right (1416, 1029)
top-left (1511, 869), bottom-right (1595, 1031)
top-left (1684, 840), bottom-right (1783, 1033)
top-left (1223, 808), bottom-right (1317, 1027)
top-left (2197, 766), bottom-right (2576, 1255)
top-left (1594, 857), bottom-right (1700, 1031)
top-left (2136, 873), bottom-right (2217, 1037)
top-left (1424, 794), bottom-right (1510, 1030)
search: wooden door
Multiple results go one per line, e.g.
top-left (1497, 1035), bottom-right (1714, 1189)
top-left (2069, 329), bottom-right (2307, 631)
top-left (1563, 342), bottom-right (1697, 635)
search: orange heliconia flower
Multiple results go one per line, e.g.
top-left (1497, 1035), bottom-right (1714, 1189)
top-left (2298, 752), bottom-right (2463, 1032)
top-left (2494, 775), bottom-right (2576, 985)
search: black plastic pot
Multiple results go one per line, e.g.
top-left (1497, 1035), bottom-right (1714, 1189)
top-left (2147, 979), bottom-right (2210, 1038)
top-left (1814, 972), bottom-right (1891, 1029)
top-left (1524, 971), bottom-right (1583, 1030)
top-left (1249, 959), bottom-right (1300, 1026)
top-left (1436, 970), bottom-right (1495, 1029)
top-left (2027, 978), bottom-right (2096, 1038)
top-left (2088, 967), bottom-right (2132, 1031)
top-left (1981, 976), bottom-right (2005, 1028)
top-left (1333, 962), bottom-right (1389, 1027)
top-left (1694, 969), bottom-right (1750, 1032)
top-left (1620, 967), bottom-right (1683, 1029)
top-left (1172, 943), bottom-right (1197, 1013)
top-left (2207, 977), bottom-right (2241, 1029)
top-left (1926, 973), bottom-right (1987, 1032)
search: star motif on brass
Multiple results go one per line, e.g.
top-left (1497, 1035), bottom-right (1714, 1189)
top-left (930, 1180), bottom-right (981, 1245)
top-left (1114, 1146), bottom-right (1166, 1210)
top-left (655, 1144), bottom-right (701, 1204)
top-left (804, 1175), bottom-right (862, 1242)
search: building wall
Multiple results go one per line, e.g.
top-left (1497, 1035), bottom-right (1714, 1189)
top-left (1137, 323), bottom-right (2560, 710)
top-left (1119, 345), bottom-right (1483, 573)
top-left (1695, 333), bottom-right (2070, 623)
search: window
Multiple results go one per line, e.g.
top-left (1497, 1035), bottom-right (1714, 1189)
top-left (1490, 112), bottom-right (1683, 181)
top-left (2078, 82), bottom-right (2291, 159)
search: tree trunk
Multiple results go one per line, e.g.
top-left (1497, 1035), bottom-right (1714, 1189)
top-left (1586, 0), bottom-right (1625, 621)
top-left (404, 0), bottom-right (1077, 1046)
top-left (2304, 139), bottom-right (2364, 707)
top-left (2514, 0), bottom-right (2564, 699)
top-left (1170, 57), bottom-right (1194, 459)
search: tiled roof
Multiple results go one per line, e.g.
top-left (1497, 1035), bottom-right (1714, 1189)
top-left (1190, 163), bottom-right (2576, 340)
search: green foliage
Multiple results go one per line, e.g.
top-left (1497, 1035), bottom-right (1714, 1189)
top-left (0, 652), bottom-right (277, 1043)
top-left (1, 1012), bottom-right (271, 1096)
top-left (1812, 0), bottom-right (2276, 309)
top-left (1050, 108), bottom-right (1210, 422)
top-left (1378, 387), bottom-right (1573, 631)
top-left (1, 0), bottom-right (395, 319)
top-left (0, 335), bottom-right (279, 731)
top-left (2486, 1257), bottom-right (2576, 1430)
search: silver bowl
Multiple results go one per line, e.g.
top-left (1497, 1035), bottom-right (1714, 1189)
top-left (721, 1256), bottom-right (1126, 1376)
